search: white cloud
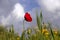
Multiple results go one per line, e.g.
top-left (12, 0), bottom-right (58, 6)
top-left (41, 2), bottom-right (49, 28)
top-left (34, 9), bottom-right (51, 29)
top-left (37, 0), bottom-right (60, 20)
top-left (12, 3), bottom-right (25, 21)
top-left (37, 0), bottom-right (60, 12)
top-left (0, 0), bottom-right (25, 35)
top-left (0, 0), bottom-right (25, 25)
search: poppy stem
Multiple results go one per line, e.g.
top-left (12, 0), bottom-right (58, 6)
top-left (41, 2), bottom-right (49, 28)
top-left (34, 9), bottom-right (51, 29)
top-left (23, 20), bottom-right (25, 31)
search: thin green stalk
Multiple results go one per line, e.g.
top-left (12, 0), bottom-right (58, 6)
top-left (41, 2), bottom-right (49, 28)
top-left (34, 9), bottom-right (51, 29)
top-left (48, 22), bottom-right (55, 40)
top-left (23, 20), bottom-right (25, 31)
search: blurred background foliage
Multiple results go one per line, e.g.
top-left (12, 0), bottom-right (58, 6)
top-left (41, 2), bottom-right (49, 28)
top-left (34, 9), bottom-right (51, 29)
top-left (0, 25), bottom-right (20, 40)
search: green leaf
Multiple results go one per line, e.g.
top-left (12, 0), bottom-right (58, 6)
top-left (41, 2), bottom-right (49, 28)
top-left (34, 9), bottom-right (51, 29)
top-left (40, 10), bottom-right (43, 32)
top-left (48, 22), bottom-right (55, 40)
top-left (36, 10), bottom-right (43, 33)
top-left (40, 10), bottom-right (43, 22)
top-left (36, 10), bottom-right (41, 30)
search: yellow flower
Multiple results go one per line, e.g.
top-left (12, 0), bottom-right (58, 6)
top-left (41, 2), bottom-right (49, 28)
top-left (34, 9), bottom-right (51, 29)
top-left (42, 29), bottom-right (49, 36)
top-left (53, 28), bottom-right (58, 35)
top-left (27, 29), bottom-right (31, 34)
top-left (45, 32), bottom-right (49, 35)
top-left (44, 32), bottom-right (49, 38)
top-left (42, 29), bottom-right (48, 34)
top-left (17, 37), bottom-right (20, 40)
top-left (53, 30), bottom-right (58, 35)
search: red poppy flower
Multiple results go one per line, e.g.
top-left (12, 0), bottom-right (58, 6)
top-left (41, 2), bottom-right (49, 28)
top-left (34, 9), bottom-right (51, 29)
top-left (24, 12), bottom-right (32, 22)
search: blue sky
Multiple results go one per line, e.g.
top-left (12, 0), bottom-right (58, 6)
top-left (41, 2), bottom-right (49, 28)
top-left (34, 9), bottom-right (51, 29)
top-left (19, 0), bottom-right (39, 11)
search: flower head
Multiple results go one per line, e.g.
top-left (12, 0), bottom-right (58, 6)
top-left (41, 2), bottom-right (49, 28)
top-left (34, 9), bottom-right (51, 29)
top-left (24, 12), bottom-right (32, 22)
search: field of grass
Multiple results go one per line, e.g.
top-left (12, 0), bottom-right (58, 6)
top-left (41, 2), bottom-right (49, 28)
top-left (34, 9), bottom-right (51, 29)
top-left (0, 11), bottom-right (60, 40)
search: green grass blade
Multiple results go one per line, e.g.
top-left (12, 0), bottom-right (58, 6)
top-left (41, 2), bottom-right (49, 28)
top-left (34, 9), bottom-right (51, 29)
top-left (36, 11), bottom-right (41, 30)
top-left (48, 22), bottom-right (55, 40)
top-left (36, 10), bottom-right (43, 32)
top-left (20, 31), bottom-right (26, 40)
top-left (40, 10), bottom-right (43, 22)
top-left (40, 10), bottom-right (43, 32)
